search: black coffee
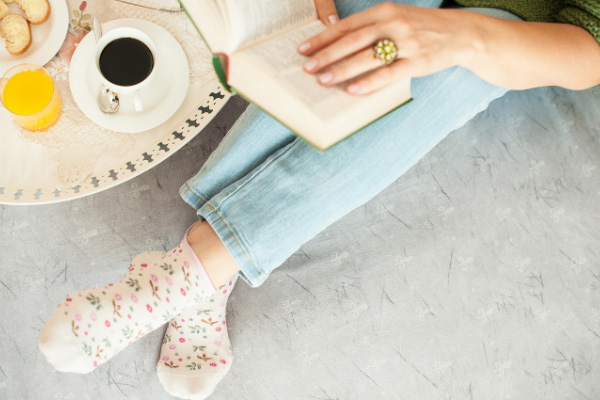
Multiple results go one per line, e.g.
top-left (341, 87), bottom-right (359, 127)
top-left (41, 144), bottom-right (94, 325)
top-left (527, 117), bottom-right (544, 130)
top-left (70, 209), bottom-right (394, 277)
top-left (99, 38), bottom-right (154, 86)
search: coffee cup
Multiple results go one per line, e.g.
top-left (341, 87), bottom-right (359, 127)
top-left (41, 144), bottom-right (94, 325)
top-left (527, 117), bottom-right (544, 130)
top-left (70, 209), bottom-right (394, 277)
top-left (94, 27), bottom-right (160, 112)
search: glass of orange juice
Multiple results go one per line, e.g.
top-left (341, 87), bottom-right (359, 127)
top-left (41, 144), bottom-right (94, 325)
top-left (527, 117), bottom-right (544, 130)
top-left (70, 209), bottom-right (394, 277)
top-left (0, 63), bottom-right (61, 131)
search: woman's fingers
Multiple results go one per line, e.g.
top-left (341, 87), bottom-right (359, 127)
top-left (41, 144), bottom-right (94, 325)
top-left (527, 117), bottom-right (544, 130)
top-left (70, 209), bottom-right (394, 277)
top-left (314, 0), bottom-right (339, 26)
top-left (299, 3), bottom-right (398, 55)
top-left (303, 25), bottom-right (382, 74)
top-left (316, 48), bottom-right (382, 86)
top-left (300, 4), bottom-right (465, 95)
top-left (345, 57), bottom-right (423, 95)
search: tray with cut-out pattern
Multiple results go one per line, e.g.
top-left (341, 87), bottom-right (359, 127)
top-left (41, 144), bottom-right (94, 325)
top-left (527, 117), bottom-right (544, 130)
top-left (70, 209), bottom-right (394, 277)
top-left (0, 80), bottom-right (228, 205)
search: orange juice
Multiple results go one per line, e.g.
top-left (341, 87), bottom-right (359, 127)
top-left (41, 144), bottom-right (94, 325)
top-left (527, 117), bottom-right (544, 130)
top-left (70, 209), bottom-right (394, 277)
top-left (1, 65), bottom-right (61, 131)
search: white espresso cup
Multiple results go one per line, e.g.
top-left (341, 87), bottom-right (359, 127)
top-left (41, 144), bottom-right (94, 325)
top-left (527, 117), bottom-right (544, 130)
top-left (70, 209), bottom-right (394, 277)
top-left (94, 27), bottom-right (159, 112)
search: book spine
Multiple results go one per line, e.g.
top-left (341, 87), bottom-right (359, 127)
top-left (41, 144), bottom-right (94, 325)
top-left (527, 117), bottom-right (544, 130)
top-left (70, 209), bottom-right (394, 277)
top-left (212, 54), bottom-right (234, 94)
top-left (178, 0), bottom-right (234, 93)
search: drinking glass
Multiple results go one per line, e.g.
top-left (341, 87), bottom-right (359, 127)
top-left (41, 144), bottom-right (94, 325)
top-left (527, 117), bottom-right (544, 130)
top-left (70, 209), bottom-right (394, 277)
top-left (0, 63), bottom-right (62, 131)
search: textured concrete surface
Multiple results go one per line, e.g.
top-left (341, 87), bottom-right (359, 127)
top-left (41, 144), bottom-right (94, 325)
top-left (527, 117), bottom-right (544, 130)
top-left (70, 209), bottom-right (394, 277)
top-left (1, 86), bottom-right (600, 400)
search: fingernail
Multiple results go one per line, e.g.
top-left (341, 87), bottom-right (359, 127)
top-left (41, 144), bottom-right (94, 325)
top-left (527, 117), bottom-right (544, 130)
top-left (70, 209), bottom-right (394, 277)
top-left (318, 72), bottom-right (333, 84)
top-left (304, 59), bottom-right (318, 71)
top-left (298, 42), bottom-right (310, 53)
top-left (328, 15), bottom-right (339, 25)
top-left (347, 83), bottom-right (359, 94)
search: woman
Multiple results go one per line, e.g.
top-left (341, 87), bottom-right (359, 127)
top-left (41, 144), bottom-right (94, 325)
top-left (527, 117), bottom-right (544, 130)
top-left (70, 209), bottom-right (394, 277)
top-left (39, 0), bottom-right (600, 399)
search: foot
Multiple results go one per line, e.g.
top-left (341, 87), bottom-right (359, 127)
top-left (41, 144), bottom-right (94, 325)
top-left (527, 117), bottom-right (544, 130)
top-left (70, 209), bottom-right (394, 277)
top-left (157, 275), bottom-right (237, 399)
top-left (38, 234), bottom-right (215, 373)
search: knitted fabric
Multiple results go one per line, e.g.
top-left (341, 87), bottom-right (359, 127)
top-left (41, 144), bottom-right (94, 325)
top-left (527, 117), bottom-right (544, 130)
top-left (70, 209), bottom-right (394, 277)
top-left (455, 0), bottom-right (600, 43)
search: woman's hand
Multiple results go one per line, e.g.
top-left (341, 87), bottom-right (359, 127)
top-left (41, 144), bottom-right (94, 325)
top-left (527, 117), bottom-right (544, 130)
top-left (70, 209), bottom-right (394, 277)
top-left (299, 3), bottom-right (482, 95)
top-left (300, 2), bottom-right (600, 92)
top-left (314, 0), bottom-right (339, 27)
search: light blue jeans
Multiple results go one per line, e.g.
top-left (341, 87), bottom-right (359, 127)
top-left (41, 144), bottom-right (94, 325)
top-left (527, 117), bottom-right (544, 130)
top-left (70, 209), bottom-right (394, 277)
top-left (181, 1), bottom-right (521, 287)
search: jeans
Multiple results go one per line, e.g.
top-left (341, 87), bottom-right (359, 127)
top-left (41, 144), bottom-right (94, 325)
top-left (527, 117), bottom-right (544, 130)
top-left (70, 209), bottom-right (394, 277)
top-left (180, 1), bottom-right (522, 287)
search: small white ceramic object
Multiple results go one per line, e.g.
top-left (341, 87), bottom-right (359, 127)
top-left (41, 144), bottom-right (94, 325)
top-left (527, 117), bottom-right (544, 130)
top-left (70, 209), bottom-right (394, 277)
top-left (0, 0), bottom-right (69, 75)
top-left (94, 26), bottom-right (159, 112)
top-left (69, 18), bottom-right (190, 133)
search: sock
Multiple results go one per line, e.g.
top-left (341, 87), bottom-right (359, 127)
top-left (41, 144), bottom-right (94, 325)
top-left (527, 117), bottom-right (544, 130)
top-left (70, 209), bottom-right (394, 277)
top-left (38, 234), bottom-right (215, 373)
top-left (157, 274), bottom-right (237, 400)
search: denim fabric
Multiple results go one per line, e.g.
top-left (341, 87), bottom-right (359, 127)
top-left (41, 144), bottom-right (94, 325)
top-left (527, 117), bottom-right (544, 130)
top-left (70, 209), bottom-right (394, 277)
top-left (181, 1), bottom-right (521, 287)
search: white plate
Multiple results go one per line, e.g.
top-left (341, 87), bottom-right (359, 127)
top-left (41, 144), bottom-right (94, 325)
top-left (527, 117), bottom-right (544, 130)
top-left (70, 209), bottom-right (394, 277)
top-left (0, 0), bottom-right (69, 75)
top-left (69, 18), bottom-right (189, 133)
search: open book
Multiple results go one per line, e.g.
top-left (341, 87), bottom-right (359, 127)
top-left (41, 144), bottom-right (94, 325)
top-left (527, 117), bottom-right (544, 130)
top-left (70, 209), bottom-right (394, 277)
top-left (179, 0), bottom-right (412, 150)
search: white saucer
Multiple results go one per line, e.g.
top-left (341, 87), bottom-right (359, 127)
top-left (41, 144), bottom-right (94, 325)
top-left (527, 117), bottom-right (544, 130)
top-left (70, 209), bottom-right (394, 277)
top-left (69, 18), bottom-right (189, 133)
top-left (0, 0), bottom-right (69, 75)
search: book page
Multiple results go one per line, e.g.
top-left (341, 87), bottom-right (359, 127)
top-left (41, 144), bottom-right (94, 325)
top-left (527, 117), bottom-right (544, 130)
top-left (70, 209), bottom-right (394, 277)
top-left (235, 20), bottom-right (362, 119)
top-left (179, 0), bottom-right (229, 53)
top-left (226, 0), bottom-right (317, 52)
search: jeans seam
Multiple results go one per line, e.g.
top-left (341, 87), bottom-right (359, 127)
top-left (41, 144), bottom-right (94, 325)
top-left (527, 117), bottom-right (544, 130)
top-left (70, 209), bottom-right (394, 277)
top-left (212, 138), bottom-right (302, 210)
top-left (184, 182), bottom-right (209, 204)
top-left (184, 182), bottom-right (266, 280)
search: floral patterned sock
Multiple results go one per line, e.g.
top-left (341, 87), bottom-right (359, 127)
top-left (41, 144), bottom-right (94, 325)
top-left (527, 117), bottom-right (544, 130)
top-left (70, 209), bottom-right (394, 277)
top-left (157, 274), bottom-right (237, 400)
top-left (38, 234), bottom-right (215, 374)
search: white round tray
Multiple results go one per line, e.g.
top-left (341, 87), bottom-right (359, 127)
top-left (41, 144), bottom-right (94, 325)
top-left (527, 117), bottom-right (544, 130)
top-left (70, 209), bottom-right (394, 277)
top-left (0, 80), bottom-right (229, 205)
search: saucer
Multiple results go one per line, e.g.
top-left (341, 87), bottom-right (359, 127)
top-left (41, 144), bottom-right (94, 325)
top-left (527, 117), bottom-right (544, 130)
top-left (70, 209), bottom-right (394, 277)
top-left (69, 18), bottom-right (189, 133)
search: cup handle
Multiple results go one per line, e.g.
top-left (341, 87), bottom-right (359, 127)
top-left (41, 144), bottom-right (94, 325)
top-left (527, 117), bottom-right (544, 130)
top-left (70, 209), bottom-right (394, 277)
top-left (133, 90), bottom-right (143, 112)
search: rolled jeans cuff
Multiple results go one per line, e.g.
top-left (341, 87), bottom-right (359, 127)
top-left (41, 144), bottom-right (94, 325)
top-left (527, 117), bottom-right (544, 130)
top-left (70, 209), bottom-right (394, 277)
top-left (179, 182), bottom-right (267, 287)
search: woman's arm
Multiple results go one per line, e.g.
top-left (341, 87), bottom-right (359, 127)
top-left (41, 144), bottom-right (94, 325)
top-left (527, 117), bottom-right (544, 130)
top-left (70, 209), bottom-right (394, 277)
top-left (298, 3), bottom-right (600, 94)
top-left (464, 15), bottom-right (600, 91)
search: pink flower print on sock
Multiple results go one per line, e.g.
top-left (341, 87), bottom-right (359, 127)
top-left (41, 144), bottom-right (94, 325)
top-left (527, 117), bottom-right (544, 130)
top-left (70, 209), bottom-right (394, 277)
top-left (165, 276), bottom-right (173, 286)
top-left (90, 312), bottom-right (97, 321)
top-left (183, 261), bottom-right (190, 269)
top-left (146, 304), bottom-right (153, 313)
top-left (162, 356), bottom-right (169, 361)
top-left (151, 274), bottom-right (158, 282)
top-left (181, 288), bottom-right (186, 296)
top-left (169, 344), bottom-right (176, 350)
top-left (115, 294), bottom-right (121, 301)
top-left (179, 338), bottom-right (186, 343)
top-left (105, 320), bottom-right (110, 327)
top-left (75, 313), bottom-right (81, 321)
top-left (131, 294), bottom-right (138, 303)
top-left (155, 274), bottom-right (237, 399)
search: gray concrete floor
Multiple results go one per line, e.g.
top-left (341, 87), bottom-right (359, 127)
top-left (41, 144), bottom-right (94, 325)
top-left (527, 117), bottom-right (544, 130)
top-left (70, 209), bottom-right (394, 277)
top-left (1, 87), bottom-right (599, 400)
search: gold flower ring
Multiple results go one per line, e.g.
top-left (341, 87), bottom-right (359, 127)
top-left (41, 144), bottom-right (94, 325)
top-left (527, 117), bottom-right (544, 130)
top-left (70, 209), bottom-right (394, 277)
top-left (373, 39), bottom-right (397, 66)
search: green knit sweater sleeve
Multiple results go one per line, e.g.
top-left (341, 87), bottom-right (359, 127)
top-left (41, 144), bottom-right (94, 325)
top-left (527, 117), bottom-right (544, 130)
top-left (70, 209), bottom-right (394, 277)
top-left (454, 0), bottom-right (600, 44)
top-left (556, 0), bottom-right (600, 43)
